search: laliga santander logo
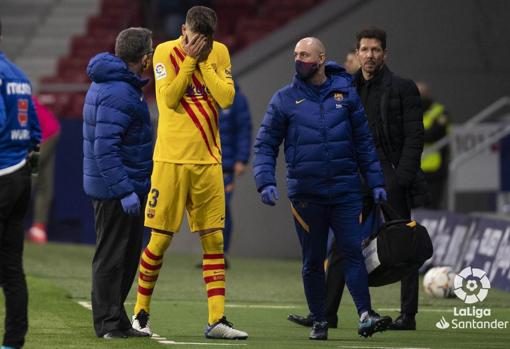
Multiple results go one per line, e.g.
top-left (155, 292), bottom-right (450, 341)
top-left (435, 267), bottom-right (508, 330)
top-left (453, 266), bottom-right (491, 304)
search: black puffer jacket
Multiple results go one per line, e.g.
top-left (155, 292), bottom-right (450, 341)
top-left (354, 65), bottom-right (429, 207)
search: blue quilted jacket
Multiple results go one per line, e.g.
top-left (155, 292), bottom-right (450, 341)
top-left (219, 83), bottom-right (252, 173)
top-left (253, 61), bottom-right (384, 203)
top-left (83, 53), bottom-right (153, 199)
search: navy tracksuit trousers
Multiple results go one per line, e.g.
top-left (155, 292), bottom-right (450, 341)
top-left (291, 196), bottom-right (371, 322)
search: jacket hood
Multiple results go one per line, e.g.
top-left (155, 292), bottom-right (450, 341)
top-left (324, 61), bottom-right (352, 87)
top-left (86, 52), bottom-right (149, 88)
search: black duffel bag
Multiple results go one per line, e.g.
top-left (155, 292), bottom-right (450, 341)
top-left (362, 203), bottom-right (433, 287)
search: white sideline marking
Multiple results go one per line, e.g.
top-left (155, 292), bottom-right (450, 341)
top-left (226, 304), bottom-right (298, 309)
top-left (77, 301), bottom-right (92, 310)
top-left (77, 301), bottom-right (246, 346)
top-left (338, 346), bottom-right (430, 349)
top-left (379, 307), bottom-right (453, 313)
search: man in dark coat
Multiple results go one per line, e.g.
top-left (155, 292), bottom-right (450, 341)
top-left (82, 27), bottom-right (154, 339)
top-left (288, 27), bottom-right (426, 331)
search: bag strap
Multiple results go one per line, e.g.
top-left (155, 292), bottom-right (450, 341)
top-left (380, 202), bottom-right (403, 221)
top-left (367, 204), bottom-right (382, 241)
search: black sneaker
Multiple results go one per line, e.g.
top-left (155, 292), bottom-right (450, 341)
top-left (309, 321), bottom-right (328, 340)
top-left (103, 330), bottom-right (128, 339)
top-left (358, 310), bottom-right (392, 338)
top-left (125, 327), bottom-right (151, 337)
top-left (389, 313), bottom-right (416, 330)
top-left (287, 313), bottom-right (313, 327)
top-left (132, 309), bottom-right (152, 336)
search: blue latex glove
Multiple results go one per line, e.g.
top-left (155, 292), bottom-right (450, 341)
top-left (373, 187), bottom-right (387, 204)
top-left (120, 192), bottom-right (141, 216)
top-left (260, 185), bottom-right (279, 206)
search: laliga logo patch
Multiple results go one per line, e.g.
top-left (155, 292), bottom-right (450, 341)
top-left (454, 267), bottom-right (491, 304)
top-left (154, 63), bottom-right (167, 80)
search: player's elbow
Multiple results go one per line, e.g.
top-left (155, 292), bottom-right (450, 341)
top-left (217, 88), bottom-right (235, 109)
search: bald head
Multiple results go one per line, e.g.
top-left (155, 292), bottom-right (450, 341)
top-left (296, 37), bottom-right (325, 56)
top-left (294, 37), bottom-right (326, 65)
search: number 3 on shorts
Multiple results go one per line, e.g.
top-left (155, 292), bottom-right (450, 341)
top-left (148, 188), bottom-right (159, 208)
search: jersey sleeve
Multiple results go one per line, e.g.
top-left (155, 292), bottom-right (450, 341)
top-left (198, 43), bottom-right (235, 109)
top-left (154, 43), bottom-right (197, 110)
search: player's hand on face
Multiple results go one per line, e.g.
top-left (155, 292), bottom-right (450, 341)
top-left (198, 38), bottom-right (212, 62)
top-left (185, 33), bottom-right (207, 59)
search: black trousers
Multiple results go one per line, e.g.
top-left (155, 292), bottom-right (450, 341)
top-left (91, 198), bottom-right (145, 337)
top-left (325, 163), bottom-right (419, 322)
top-left (0, 164), bottom-right (31, 348)
top-left (424, 172), bottom-right (446, 210)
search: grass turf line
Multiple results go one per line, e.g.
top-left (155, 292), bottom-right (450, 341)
top-left (0, 243), bottom-right (508, 348)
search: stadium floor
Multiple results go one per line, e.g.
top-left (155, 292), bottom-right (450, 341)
top-left (1, 243), bottom-right (509, 348)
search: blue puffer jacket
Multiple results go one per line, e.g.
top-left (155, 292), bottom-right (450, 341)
top-left (0, 52), bottom-right (41, 170)
top-left (253, 61), bottom-right (384, 203)
top-left (83, 53), bottom-right (153, 200)
top-left (220, 83), bottom-right (252, 173)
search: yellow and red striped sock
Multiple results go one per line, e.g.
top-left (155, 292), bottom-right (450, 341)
top-left (200, 230), bottom-right (225, 325)
top-left (134, 231), bottom-right (172, 315)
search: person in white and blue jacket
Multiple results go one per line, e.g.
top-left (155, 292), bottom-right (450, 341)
top-left (253, 37), bottom-right (391, 340)
top-left (0, 19), bottom-right (41, 349)
top-left (82, 28), bottom-right (154, 339)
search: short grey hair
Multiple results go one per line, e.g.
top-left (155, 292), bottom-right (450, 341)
top-left (115, 27), bottom-right (152, 64)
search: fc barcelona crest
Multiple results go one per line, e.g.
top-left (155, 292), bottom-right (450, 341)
top-left (334, 92), bottom-right (344, 101)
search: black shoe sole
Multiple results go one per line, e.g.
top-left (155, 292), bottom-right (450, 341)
top-left (358, 317), bottom-right (392, 338)
top-left (287, 315), bottom-right (313, 327)
top-left (309, 336), bottom-right (328, 340)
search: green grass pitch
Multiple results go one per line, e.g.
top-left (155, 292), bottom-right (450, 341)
top-left (1, 243), bottom-right (509, 348)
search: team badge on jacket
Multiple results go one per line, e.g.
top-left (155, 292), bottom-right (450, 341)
top-left (334, 92), bottom-right (344, 101)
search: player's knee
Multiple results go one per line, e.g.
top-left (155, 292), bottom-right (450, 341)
top-left (150, 230), bottom-right (173, 251)
top-left (200, 229), bottom-right (224, 252)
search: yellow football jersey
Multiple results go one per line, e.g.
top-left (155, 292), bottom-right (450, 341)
top-left (152, 37), bottom-right (234, 164)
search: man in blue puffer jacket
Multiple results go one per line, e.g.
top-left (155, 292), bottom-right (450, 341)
top-left (82, 28), bottom-right (154, 339)
top-left (219, 82), bottom-right (252, 262)
top-left (253, 37), bottom-right (391, 340)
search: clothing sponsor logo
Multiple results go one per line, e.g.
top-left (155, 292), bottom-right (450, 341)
top-left (336, 104), bottom-right (343, 109)
top-left (11, 129), bottom-right (30, 140)
top-left (334, 92), bottom-right (344, 101)
top-left (295, 99), bottom-right (305, 105)
top-left (146, 208), bottom-right (155, 219)
top-left (6, 82), bottom-right (31, 95)
top-left (186, 85), bottom-right (210, 97)
top-left (225, 68), bottom-right (231, 78)
top-left (154, 63), bottom-right (167, 80)
top-left (435, 267), bottom-right (508, 330)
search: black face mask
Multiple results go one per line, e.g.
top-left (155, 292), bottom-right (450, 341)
top-left (295, 60), bottom-right (319, 80)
